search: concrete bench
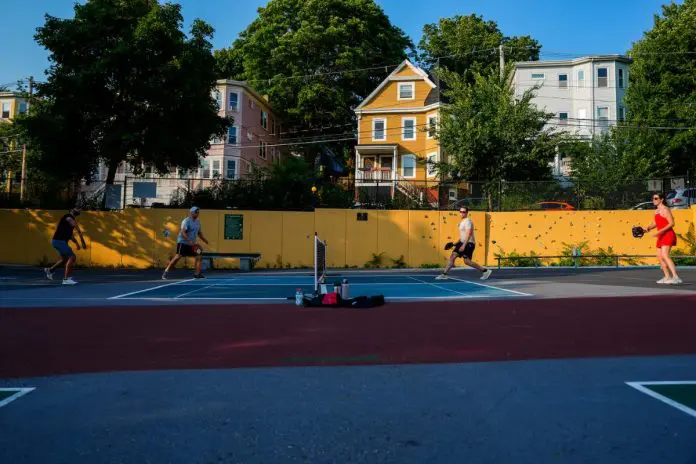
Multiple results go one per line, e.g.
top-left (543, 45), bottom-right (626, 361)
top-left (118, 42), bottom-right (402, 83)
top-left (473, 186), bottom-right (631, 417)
top-left (201, 252), bottom-right (261, 272)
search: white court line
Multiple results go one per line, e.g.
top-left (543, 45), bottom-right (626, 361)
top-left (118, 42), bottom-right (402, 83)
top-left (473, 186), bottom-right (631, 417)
top-left (626, 381), bottom-right (696, 419)
top-left (118, 297), bottom-right (289, 301)
top-left (0, 387), bottom-right (35, 409)
top-left (175, 285), bottom-right (214, 299)
top-left (407, 276), bottom-right (470, 297)
top-left (108, 279), bottom-right (195, 299)
top-left (442, 274), bottom-right (533, 297)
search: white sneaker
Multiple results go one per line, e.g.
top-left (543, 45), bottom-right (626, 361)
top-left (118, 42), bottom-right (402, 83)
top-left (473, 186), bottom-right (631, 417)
top-left (657, 277), bottom-right (668, 284)
top-left (481, 269), bottom-right (493, 281)
top-left (669, 277), bottom-right (683, 285)
top-left (44, 268), bottom-right (54, 280)
top-left (162, 272), bottom-right (168, 280)
top-left (62, 277), bottom-right (78, 285)
top-left (435, 274), bottom-right (448, 280)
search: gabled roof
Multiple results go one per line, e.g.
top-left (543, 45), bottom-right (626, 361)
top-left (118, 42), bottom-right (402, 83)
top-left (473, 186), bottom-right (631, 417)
top-left (355, 59), bottom-right (437, 111)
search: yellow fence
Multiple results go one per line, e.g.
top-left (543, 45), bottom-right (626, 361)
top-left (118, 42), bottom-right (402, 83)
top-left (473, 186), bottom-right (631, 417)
top-left (0, 207), bottom-right (693, 269)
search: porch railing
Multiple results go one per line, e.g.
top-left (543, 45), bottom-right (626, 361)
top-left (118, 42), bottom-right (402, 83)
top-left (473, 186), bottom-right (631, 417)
top-left (357, 168), bottom-right (393, 182)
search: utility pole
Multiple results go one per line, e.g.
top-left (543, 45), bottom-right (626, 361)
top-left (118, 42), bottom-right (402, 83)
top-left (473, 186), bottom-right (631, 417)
top-left (499, 45), bottom-right (505, 79)
top-left (28, 76), bottom-right (34, 109)
top-left (20, 144), bottom-right (27, 202)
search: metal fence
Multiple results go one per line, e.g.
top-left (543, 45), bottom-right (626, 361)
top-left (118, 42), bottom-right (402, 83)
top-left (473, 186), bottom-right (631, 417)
top-left (0, 174), bottom-right (692, 211)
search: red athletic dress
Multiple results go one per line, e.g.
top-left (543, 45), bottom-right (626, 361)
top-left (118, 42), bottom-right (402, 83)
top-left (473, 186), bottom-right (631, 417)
top-left (655, 211), bottom-right (677, 248)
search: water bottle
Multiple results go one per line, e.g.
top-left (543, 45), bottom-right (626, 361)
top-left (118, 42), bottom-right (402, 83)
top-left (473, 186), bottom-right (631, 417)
top-left (341, 279), bottom-right (349, 299)
top-left (295, 288), bottom-right (304, 306)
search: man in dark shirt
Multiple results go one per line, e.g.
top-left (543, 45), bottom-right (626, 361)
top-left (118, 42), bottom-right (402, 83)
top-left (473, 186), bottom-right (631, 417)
top-left (45, 207), bottom-right (87, 285)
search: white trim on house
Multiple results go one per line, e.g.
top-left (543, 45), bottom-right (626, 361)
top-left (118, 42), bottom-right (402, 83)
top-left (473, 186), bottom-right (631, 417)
top-left (401, 154), bottom-right (416, 179)
top-left (357, 102), bottom-right (440, 115)
top-left (372, 118), bottom-right (387, 141)
top-left (402, 117), bottom-right (416, 141)
top-left (397, 82), bottom-right (415, 101)
top-left (355, 59), bottom-right (436, 110)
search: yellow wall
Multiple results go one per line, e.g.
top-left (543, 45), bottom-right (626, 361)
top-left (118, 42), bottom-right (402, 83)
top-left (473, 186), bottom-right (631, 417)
top-left (361, 79), bottom-right (434, 110)
top-left (0, 208), bottom-right (694, 270)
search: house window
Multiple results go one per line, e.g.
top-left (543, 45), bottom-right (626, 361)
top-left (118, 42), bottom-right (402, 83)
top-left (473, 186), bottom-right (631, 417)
top-left (618, 106), bottom-right (625, 121)
top-left (259, 141), bottom-right (267, 159)
top-left (212, 135), bottom-right (222, 144)
top-left (227, 126), bottom-right (238, 145)
top-left (226, 159), bottom-right (236, 179)
top-left (229, 92), bottom-right (239, 111)
top-left (597, 68), bottom-right (608, 88)
top-left (261, 111), bottom-right (268, 130)
top-left (401, 154), bottom-right (416, 178)
top-left (426, 152), bottom-right (437, 177)
top-left (201, 160), bottom-right (210, 179)
top-left (398, 83), bottom-right (415, 100)
top-left (558, 74), bottom-right (568, 89)
top-left (597, 107), bottom-right (609, 129)
top-left (448, 189), bottom-right (457, 201)
top-left (531, 73), bottom-right (545, 80)
top-left (212, 160), bottom-right (221, 177)
top-left (248, 99), bottom-right (255, 109)
top-left (215, 90), bottom-right (222, 110)
top-left (1, 102), bottom-right (10, 119)
top-left (402, 118), bottom-right (416, 140)
top-left (559, 112), bottom-right (569, 125)
top-left (578, 108), bottom-right (587, 120)
top-left (577, 70), bottom-right (585, 88)
top-left (18, 102), bottom-right (27, 114)
top-left (373, 118), bottom-right (386, 141)
top-left (427, 115), bottom-right (437, 138)
top-left (618, 68), bottom-right (624, 89)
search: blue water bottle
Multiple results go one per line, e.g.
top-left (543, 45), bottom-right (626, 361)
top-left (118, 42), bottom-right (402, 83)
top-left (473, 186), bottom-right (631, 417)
top-left (295, 288), bottom-right (304, 306)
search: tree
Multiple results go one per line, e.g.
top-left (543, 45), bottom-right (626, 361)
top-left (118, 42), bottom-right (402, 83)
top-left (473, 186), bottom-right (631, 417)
top-left (418, 15), bottom-right (541, 78)
top-left (436, 68), bottom-right (560, 192)
top-left (19, 0), bottom-right (229, 185)
top-left (624, 0), bottom-right (696, 174)
top-left (216, 0), bottom-right (413, 156)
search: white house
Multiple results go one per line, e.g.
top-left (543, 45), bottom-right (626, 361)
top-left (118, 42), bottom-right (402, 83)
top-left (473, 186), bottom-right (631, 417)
top-left (513, 55), bottom-right (632, 176)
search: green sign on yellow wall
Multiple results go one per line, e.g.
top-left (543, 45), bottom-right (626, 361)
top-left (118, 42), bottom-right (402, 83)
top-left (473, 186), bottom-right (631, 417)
top-left (224, 214), bottom-right (243, 240)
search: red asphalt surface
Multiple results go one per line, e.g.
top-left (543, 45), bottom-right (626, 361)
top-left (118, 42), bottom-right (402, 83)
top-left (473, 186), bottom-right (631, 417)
top-left (2, 295), bottom-right (696, 379)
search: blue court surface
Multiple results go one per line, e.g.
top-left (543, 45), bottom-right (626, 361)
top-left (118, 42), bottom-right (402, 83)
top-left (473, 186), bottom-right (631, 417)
top-left (110, 272), bottom-right (532, 301)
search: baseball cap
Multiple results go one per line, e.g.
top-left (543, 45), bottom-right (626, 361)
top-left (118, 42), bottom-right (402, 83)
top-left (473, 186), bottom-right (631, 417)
top-left (190, 206), bottom-right (200, 214)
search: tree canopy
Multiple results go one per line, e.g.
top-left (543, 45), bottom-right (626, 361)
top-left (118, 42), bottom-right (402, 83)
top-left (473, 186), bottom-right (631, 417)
top-left (19, 0), bottom-right (229, 184)
top-left (418, 15), bottom-right (541, 78)
top-left (624, 0), bottom-right (696, 174)
top-left (216, 0), bottom-right (413, 135)
top-left (435, 68), bottom-right (559, 187)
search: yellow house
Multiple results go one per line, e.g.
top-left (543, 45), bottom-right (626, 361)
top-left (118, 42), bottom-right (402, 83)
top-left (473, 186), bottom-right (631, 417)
top-left (354, 59), bottom-right (442, 206)
top-left (0, 92), bottom-right (28, 122)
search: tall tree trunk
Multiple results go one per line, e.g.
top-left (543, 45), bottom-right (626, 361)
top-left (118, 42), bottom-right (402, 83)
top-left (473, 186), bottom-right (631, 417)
top-left (101, 159), bottom-right (121, 210)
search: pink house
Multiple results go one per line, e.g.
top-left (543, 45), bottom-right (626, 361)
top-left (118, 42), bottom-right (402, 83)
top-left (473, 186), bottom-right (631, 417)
top-left (206, 80), bottom-right (283, 180)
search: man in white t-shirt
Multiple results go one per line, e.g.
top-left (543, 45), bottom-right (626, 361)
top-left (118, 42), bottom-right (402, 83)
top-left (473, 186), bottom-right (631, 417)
top-left (436, 207), bottom-right (492, 280)
top-left (162, 206), bottom-right (210, 279)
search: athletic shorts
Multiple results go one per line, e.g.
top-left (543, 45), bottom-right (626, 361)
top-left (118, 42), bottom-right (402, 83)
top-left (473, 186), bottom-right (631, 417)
top-left (51, 240), bottom-right (74, 258)
top-left (176, 243), bottom-right (197, 257)
top-left (454, 241), bottom-right (475, 260)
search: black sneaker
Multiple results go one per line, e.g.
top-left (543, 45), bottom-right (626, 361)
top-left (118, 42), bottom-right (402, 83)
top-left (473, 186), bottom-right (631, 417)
top-left (193, 274), bottom-right (206, 279)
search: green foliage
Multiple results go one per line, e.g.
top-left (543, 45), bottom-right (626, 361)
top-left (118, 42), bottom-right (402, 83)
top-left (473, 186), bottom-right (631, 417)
top-left (19, 0), bottom-right (229, 184)
top-left (624, 0), bottom-right (696, 174)
top-left (495, 249), bottom-right (542, 267)
top-left (436, 68), bottom-right (560, 189)
top-left (391, 255), bottom-right (407, 268)
top-left (674, 223), bottom-right (696, 265)
top-left (217, 0), bottom-right (413, 160)
top-left (418, 14), bottom-right (540, 78)
top-left (365, 252), bottom-right (386, 268)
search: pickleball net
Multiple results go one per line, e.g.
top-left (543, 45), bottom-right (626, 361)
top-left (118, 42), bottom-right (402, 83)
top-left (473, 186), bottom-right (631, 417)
top-left (314, 233), bottom-right (327, 293)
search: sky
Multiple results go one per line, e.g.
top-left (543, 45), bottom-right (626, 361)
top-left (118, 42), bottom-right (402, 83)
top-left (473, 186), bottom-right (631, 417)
top-left (0, 0), bottom-right (674, 86)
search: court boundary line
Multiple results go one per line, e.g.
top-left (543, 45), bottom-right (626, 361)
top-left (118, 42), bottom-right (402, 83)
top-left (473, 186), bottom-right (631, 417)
top-left (174, 285), bottom-right (214, 299)
top-left (109, 279), bottom-right (195, 299)
top-left (114, 294), bottom-right (524, 301)
top-left (626, 381), bottom-right (696, 419)
top-left (406, 276), bottom-right (470, 297)
top-left (442, 274), bottom-right (533, 297)
top-left (0, 387), bottom-right (35, 409)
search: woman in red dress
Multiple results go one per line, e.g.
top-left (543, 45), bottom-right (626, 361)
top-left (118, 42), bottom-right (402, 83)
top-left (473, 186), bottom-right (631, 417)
top-left (643, 193), bottom-right (681, 284)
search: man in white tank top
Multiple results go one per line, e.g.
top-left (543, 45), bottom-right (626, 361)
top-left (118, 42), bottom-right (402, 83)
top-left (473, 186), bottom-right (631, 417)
top-left (436, 207), bottom-right (492, 280)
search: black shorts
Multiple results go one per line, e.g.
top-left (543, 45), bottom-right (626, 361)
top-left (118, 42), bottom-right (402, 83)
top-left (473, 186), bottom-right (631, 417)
top-left (454, 241), bottom-right (475, 260)
top-left (176, 243), bottom-right (197, 257)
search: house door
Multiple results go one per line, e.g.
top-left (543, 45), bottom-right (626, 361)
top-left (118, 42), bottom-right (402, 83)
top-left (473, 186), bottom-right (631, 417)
top-left (379, 156), bottom-right (393, 181)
